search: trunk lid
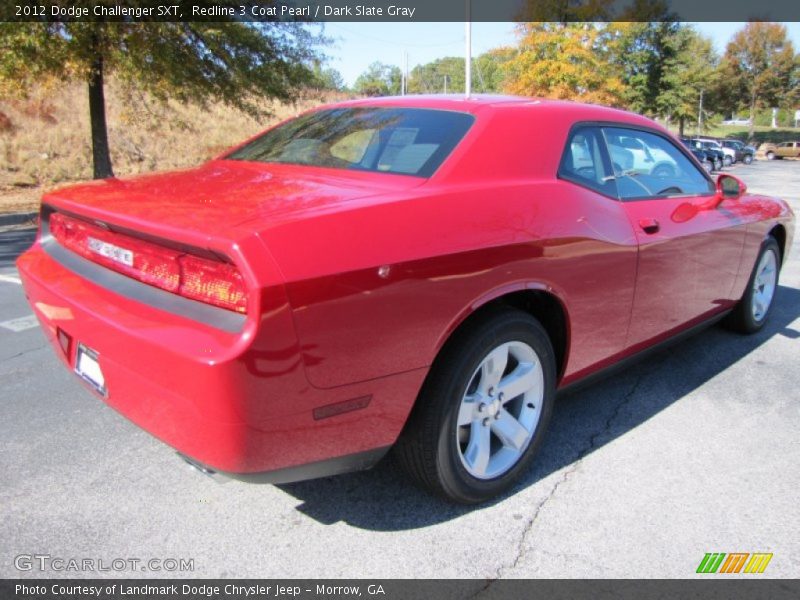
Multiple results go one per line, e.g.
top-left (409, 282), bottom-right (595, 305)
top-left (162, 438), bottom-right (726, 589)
top-left (43, 160), bottom-right (425, 240)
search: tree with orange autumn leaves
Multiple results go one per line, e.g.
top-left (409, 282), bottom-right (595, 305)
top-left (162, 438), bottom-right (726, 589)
top-left (503, 23), bottom-right (625, 106)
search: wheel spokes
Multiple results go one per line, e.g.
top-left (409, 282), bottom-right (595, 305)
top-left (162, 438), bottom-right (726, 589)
top-left (491, 409), bottom-right (530, 451)
top-left (752, 250), bottom-right (778, 320)
top-left (464, 421), bottom-right (491, 476)
top-left (753, 298), bottom-right (764, 319)
top-left (496, 362), bottom-right (537, 403)
top-left (458, 394), bottom-right (478, 426)
top-left (479, 345), bottom-right (508, 393)
top-left (456, 339), bottom-right (545, 480)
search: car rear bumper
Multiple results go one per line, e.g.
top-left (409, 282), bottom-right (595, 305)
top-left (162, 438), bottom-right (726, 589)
top-left (17, 241), bottom-right (424, 479)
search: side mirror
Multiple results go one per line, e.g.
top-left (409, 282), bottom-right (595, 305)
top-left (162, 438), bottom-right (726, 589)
top-left (707, 174), bottom-right (747, 208)
top-left (717, 173), bottom-right (747, 198)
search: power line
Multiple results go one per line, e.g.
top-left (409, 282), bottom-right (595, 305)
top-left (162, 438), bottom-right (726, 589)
top-left (328, 24), bottom-right (463, 48)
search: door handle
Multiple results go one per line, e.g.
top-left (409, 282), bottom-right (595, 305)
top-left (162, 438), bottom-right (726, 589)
top-left (638, 218), bottom-right (660, 234)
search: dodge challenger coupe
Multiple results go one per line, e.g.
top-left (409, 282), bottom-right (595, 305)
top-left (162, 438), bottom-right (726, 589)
top-left (17, 96), bottom-right (794, 503)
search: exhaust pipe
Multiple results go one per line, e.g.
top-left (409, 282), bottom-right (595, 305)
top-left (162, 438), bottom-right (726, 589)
top-left (177, 453), bottom-right (230, 484)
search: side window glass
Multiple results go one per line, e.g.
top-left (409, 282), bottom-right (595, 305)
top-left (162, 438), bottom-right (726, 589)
top-left (602, 127), bottom-right (714, 200)
top-left (558, 126), bottom-right (616, 197)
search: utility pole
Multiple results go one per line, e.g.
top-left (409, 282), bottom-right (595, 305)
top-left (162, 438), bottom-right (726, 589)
top-left (697, 90), bottom-right (704, 136)
top-left (465, 0), bottom-right (471, 98)
top-left (400, 59), bottom-right (404, 95)
top-left (400, 51), bottom-right (406, 95)
top-left (404, 51), bottom-right (408, 95)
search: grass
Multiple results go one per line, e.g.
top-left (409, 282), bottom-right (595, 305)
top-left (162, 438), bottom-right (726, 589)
top-left (0, 81), bottom-right (346, 213)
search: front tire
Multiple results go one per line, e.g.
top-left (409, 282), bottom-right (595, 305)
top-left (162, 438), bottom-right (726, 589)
top-left (743, 154), bottom-right (753, 165)
top-left (725, 237), bottom-right (781, 333)
top-left (723, 155), bottom-right (733, 167)
top-left (394, 310), bottom-right (556, 504)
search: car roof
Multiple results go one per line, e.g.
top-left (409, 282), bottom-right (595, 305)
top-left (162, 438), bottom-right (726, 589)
top-left (322, 94), bottom-right (541, 112)
top-left (317, 94), bottom-right (655, 126)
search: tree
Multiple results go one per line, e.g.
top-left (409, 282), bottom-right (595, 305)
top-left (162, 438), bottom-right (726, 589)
top-left (607, 22), bottom-right (682, 117)
top-left (660, 28), bottom-right (720, 136)
top-left (404, 50), bottom-right (513, 95)
top-left (310, 62), bottom-right (346, 91)
top-left (0, 19), bottom-right (322, 178)
top-left (474, 48), bottom-right (515, 93)
top-left (608, 23), bottom-right (719, 135)
top-left (722, 22), bottom-right (796, 137)
top-left (353, 62), bottom-right (402, 97)
top-left (516, 0), bottom-right (614, 21)
top-left (409, 57), bottom-right (464, 94)
top-left (502, 23), bottom-right (624, 106)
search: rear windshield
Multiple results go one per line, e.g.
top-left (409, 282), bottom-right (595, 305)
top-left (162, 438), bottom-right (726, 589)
top-left (226, 107), bottom-right (474, 177)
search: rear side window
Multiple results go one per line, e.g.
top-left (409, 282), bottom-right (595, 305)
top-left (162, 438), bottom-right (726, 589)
top-left (227, 107), bottom-right (474, 177)
top-left (558, 126), bottom-right (617, 197)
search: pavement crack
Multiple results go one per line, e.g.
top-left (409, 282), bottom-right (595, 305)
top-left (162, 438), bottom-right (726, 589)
top-left (2, 344), bottom-right (47, 362)
top-left (482, 367), bottom-right (649, 585)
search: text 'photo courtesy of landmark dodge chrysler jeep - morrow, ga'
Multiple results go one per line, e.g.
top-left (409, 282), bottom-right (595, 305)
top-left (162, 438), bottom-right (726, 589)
top-left (17, 96), bottom-right (795, 503)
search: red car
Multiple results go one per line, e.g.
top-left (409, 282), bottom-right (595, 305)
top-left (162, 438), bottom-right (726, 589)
top-left (17, 96), bottom-right (794, 503)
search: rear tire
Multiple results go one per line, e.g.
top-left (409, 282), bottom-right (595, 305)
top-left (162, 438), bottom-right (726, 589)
top-left (394, 310), bottom-right (556, 504)
top-left (723, 155), bottom-right (733, 167)
top-left (766, 151), bottom-right (776, 160)
top-left (725, 237), bottom-right (781, 334)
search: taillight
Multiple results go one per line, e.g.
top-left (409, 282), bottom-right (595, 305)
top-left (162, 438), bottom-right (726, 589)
top-left (49, 212), bottom-right (247, 313)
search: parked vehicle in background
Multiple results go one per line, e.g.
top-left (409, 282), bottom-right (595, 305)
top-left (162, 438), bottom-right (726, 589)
top-left (695, 137), bottom-right (736, 167)
top-left (680, 139), bottom-right (713, 173)
top-left (719, 140), bottom-right (746, 162)
top-left (721, 139), bottom-right (754, 165)
top-left (687, 139), bottom-right (724, 171)
top-left (766, 141), bottom-right (800, 160)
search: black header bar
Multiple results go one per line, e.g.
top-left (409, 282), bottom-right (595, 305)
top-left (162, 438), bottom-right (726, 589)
top-left (4, 579), bottom-right (800, 600)
top-left (3, 0), bottom-right (800, 23)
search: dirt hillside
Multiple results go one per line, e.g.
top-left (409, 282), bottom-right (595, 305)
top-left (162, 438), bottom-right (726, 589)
top-left (0, 81), bottom-right (343, 214)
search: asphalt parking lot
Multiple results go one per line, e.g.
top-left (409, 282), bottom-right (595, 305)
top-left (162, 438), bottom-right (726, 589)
top-left (1, 160), bottom-right (798, 579)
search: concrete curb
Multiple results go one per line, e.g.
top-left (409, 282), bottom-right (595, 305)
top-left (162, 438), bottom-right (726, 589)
top-left (0, 212), bottom-right (38, 227)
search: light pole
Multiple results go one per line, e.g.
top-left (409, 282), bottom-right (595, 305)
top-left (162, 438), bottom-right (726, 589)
top-left (465, 0), bottom-right (471, 98)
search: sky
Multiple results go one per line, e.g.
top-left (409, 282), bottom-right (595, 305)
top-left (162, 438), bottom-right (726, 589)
top-left (323, 22), bottom-right (800, 87)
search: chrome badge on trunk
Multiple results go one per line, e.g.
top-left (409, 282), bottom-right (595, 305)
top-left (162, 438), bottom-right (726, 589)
top-left (87, 237), bottom-right (134, 267)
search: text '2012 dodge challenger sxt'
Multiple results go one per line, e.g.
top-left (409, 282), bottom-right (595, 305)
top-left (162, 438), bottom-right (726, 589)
top-left (18, 96), bottom-right (794, 503)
